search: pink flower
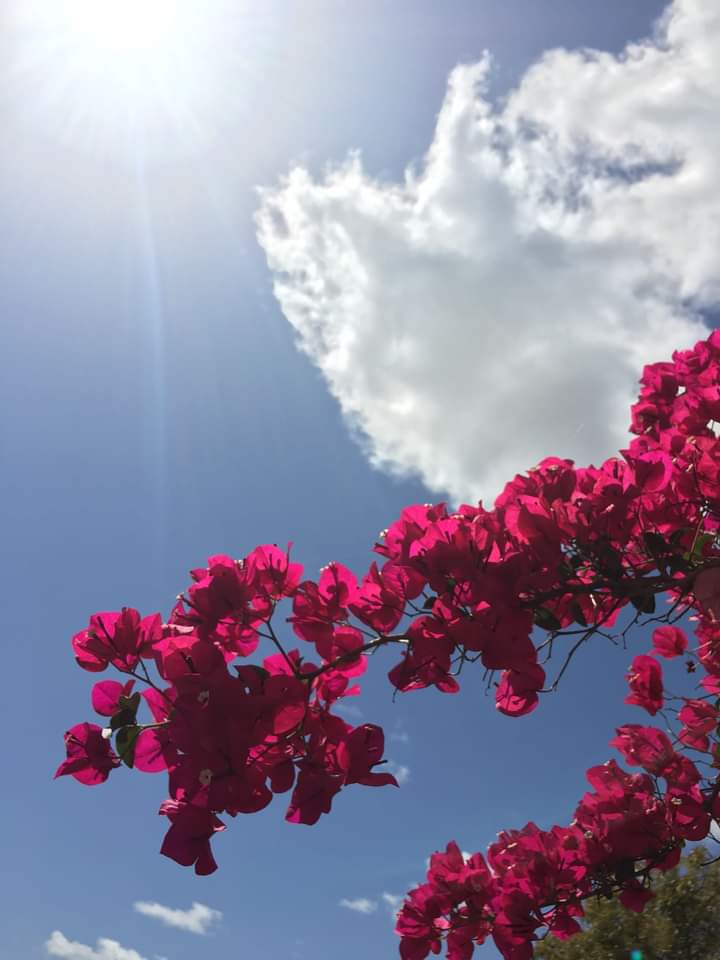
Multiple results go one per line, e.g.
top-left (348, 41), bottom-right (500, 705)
top-left (73, 609), bottom-right (161, 673)
top-left (694, 567), bottom-right (720, 620)
top-left (55, 722), bottom-right (120, 785)
top-left (678, 698), bottom-right (716, 752)
top-left (651, 626), bottom-right (688, 659)
top-left (91, 679), bottom-right (135, 716)
top-left (396, 883), bottom-right (446, 960)
top-left (619, 882), bottom-right (654, 913)
top-left (246, 543), bottom-right (303, 600)
top-left (388, 617), bottom-right (459, 694)
top-left (624, 655), bottom-right (664, 715)
top-left (284, 767), bottom-right (342, 826)
top-left (134, 729), bottom-right (177, 773)
top-left (159, 798), bottom-right (225, 875)
top-left (665, 786), bottom-right (710, 841)
top-left (610, 725), bottom-right (671, 771)
top-left (495, 664), bottom-right (545, 718)
top-left (340, 724), bottom-right (398, 788)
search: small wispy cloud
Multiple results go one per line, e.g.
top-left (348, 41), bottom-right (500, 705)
top-left (134, 900), bottom-right (222, 935)
top-left (339, 897), bottom-right (378, 915)
top-left (381, 892), bottom-right (403, 917)
top-left (387, 761), bottom-right (411, 785)
top-left (46, 931), bottom-right (148, 960)
top-left (333, 701), bottom-right (363, 721)
top-left (390, 731), bottom-right (410, 744)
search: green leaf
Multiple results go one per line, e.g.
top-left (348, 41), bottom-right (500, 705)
top-left (533, 607), bottom-right (562, 632)
top-left (110, 708), bottom-right (137, 731)
top-left (115, 725), bottom-right (141, 768)
top-left (110, 692), bottom-right (142, 731)
top-left (118, 692), bottom-right (141, 713)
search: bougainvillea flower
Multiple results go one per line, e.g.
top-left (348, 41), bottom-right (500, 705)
top-left (340, 724), bottom-right (399, 788)
top-left (54, 722), bottom-right (120, 785)
top-left (284, 767), bottom-right (342, 826)
top-left (396, 883), bottom-right (446, 960)
top-left (608, 725), bottom-right (696, 785)
top-left (495, 664), bottom-right (545, 717)
top-left (350, 562), bottom-right (413, 634)
top-left (624, 655), bottom-right (664, 715)
top-left (159, 798), bottom-right (225, 875)
top-left (665, 786), bottom-right (710, 841)
top-left (388, 617), bottom-right (460, 694)
top-left (678, 698), bottom-right (716, 752)
top-left (134, 728), bottom-right (177, 773)
top-left (153, 631), bottom-right (225, 682)
top-left (91, 679), bottom-right (135, 716)
top-left (73, 609), bottom-right (161, 672)
top-left (619, 882), bottom-right (654, 913)
top-left (694, 567), bottom-right (720, 621)
top-left (246, 543), bottom-right (303, 600)
top-left (650, 626), bottom-right (688, 659)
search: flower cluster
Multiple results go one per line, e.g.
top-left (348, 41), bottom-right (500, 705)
top-left (396, 723), bottom-right (712, 960)
top-left (397, 330), bottom-right (720, 957)
top-left (57, 550), bottom-right (400, 874)
top-left (57, 331), bottom-right (720, 955)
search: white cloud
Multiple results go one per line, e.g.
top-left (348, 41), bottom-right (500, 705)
top-left (390, 730), bottom-right (410, 744)
top-left (133, 901), bottom-right (222, 935)
top-left (381, 892), bottom-right (403, 917)
top-left (257, 0), bottom-right (715, 505)
top-left (387, 761), bottom-right (411, 785)
top-left (339, 897), bottom-right (378, 915)
top-left (46, 932), bottom-right (148, 960)
top-left (332, 700), bottom-right (363, 721)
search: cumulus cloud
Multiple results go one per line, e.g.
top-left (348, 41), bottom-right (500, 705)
top-left (339, 897), bottom-right (378, 914)
top-left (46, 932), bottom-right (148, 960)
top-left (257, 0), bottom-right (716, 504)
top-left (133, 900), bottom-right (222, 935)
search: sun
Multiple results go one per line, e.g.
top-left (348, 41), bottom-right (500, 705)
top-left (6, 0), bottom-right (234, 153)
top-left (63, 0), bottom-right (179, 56)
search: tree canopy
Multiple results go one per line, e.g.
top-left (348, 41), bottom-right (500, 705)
top-left (535, 847), bottom-right (720, 960)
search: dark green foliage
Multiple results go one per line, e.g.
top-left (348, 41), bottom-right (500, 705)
top-left (535, 847), bottom-right (720, 960)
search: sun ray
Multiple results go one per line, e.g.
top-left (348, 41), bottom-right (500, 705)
top-left (5, 0), bottom-right (248, 155)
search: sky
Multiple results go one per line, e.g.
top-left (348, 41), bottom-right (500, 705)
top-left (1, 1), bottom-right (717, 958)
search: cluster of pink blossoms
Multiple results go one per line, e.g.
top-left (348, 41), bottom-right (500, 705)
top-left (58, 330), bottom-right (720, 955)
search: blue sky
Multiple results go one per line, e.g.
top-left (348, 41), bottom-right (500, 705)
top-left (3, 1), bottom-right (717, 958)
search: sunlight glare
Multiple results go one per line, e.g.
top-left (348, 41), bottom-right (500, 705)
top-left (7, 0), bottom-right (240, 152)
top-left (65, 0), bottom-right (178, 57)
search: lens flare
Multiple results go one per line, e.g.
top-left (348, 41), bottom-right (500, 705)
top-left (62, 0), bottom-right (178, 56)
top-left (5, 0), bottom-right (242, 153)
